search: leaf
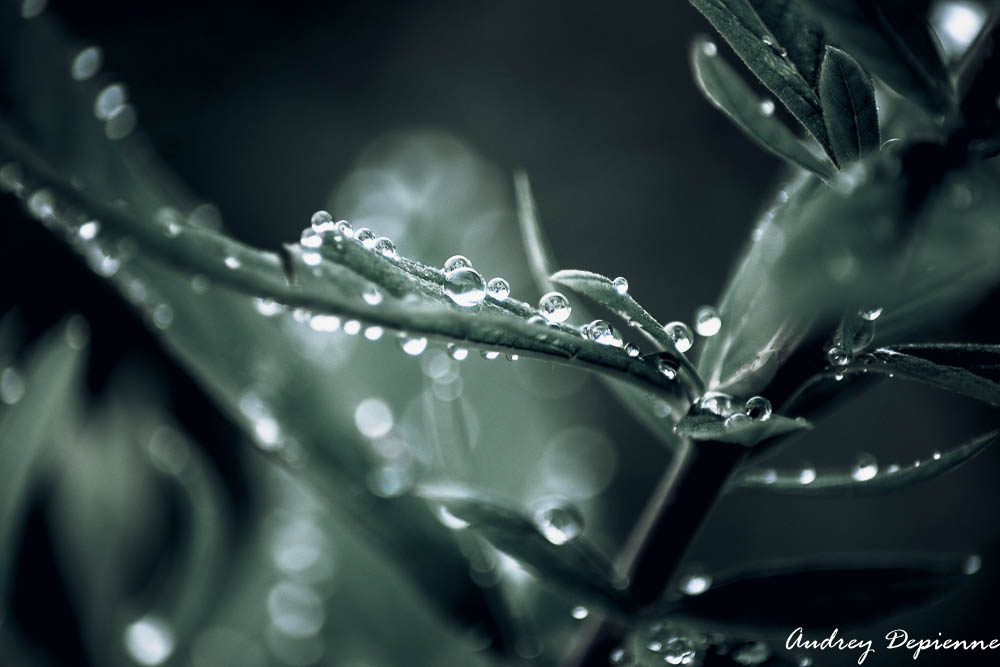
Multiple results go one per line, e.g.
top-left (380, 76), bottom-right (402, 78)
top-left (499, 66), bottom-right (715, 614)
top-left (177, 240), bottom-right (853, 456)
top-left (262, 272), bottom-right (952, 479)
top-left (802, 0), bottom-right (954, 112)
top-left (673, 412), bottom-right (811, 447)
top-left (884, 343), bottom-right (1000, 382)
top-left (691, 37), bottom-right (837, 179)
top-left (747, 0), bottom-right (827, 89)
top-left (689, 0), bottom-right (834, 158)
top-left (819, 46), bottom-right (880, 163)
top-left (853, 347), bottom-right (1000, 407)
top-left (670, 553), bottom-right (978, 632)
top-left (514, 171), bottom-right (557, 292)
top-left (732, 429), bottom-right (1000, 495)
top-left (415, 483), bottom-right (628, 613)
top-left (0, 325), bottom-right (83, 606)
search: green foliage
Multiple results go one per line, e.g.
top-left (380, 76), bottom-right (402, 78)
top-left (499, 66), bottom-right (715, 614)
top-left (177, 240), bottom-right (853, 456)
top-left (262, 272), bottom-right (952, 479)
top-left (819, 46), bottom-right (881, 163)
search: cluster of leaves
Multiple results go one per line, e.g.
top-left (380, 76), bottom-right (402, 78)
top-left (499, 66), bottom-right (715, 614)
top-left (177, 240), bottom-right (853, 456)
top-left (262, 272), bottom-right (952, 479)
top-left (1, 1), bottom-right (1000, 666)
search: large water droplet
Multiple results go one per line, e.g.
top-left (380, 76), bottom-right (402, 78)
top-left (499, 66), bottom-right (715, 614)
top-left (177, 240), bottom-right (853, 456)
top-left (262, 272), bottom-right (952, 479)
top-left (308, 314), bottom-right (339, 332)
top-left (662, 636), bottom-right (697, 665)
top-left (625, 342), bottom-right (640, 358)
top-left (443, 255), bottom-right (472, 272)
top-left (447, 343), bottom-right (469, 361)
top-left (663, 322), bottom-right (693, 353)
top-left (571, 606), bottom-right (589, 620)
top-left (123, 616), bottom-right (175, 665)
top-left (851, 454), bottom-right (878, 481)
top-left (744, 396), bottom-right (772, 421)
top-left (701, 41), bottom-right (718, 57)
top-left (695, 391), bottom-right (737, 417)
top-left (374, 237), bottom-right (396, 258)
top-left (859, 305), bottom-right (883, 321)
top-left (71, 46), bottom-right (102, 81)
top-left (354, 227), bottom-right (376, 249)
top-left (300, 227), bottom-right (322, 249)
top-left (487, 277), bottom-right (510, 301)
top-left (612, 276), bottom-right (628, 296)
top-left (399, 336), bottom-right (428, 356)
top-left (827, 345), bottom-right (850, 367)
top-left (539, 292), bottom-right (571, 323)
top-left (78, 220), bottom-right (100, 241)
top-left (444, 267), bottom-right (486, 307)
top-left (656, 356), bottom-right (679, 380)
top-left (310, 210), bottom-right (333, 231)
top-left (724, 413), bottom-right (750, 428)
top-left (533, 501), bottom-right (584, 545)
top-left (798, 465), bottom-right (817, 485)
top-left (760, 99), bottom-right (776, 116)
top-left (693, 306), bottom-right (721, 337)
top-left (587, 320), bottom-right (623, 348)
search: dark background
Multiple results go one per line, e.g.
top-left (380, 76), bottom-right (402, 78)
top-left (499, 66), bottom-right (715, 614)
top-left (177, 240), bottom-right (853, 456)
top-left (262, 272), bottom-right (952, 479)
top-left (2, 1), bottom-right (999, 666)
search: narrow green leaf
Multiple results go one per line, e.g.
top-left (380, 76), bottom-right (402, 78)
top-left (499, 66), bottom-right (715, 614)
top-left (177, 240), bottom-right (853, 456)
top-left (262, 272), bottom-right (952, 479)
top-left (691, 37), bottom-right (837, 180)
top-left (0, 326), bottom-right (83, 605)
top-left (819, 46), bottom-right (880, 163)
top-left (884, 343), bottom-right (1000, 382)
top-left (513, 171), bottom-right (557, 292)
top-left (416, 483), bottom-right (628, 613)
top-left (802, 0), bottom-right (955, 112)
top-left (673, 412), bottom-right (811, 447)
top-left (690, 0), bottom-right (834, 157)
top-left (853, 347), bottom-right (1000, 407)
top-left (670, 553), bottom-right (978, 632)
top-left (732, 429), bottom-right (1000, 495)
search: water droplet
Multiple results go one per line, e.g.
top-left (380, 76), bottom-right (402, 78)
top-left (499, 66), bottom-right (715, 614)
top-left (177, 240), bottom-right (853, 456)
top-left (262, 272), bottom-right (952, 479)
top-left (852, 320), bottom-right (876, 351)
top-left (343, 320), bottom-right (361, 335)
top-left (27, 189), bottom-right (55, 220)
top-left (399, 336), bottom-right (428, 356)
top-left (587, 320), bottom-right (623, 348)
top-left (354, 227), bottom-right (376, 249)
top-left (859, 305), bottom-right (883, 321)
top-left (701, 41), bottom-right (718, 57)
top-left (533, 501), bottom-right (584, 545)
top-left (310, 210), bottom-right (333, 231)
top-left (732, 641), bottom-right (770, 665)
top-left (0, 162), bottom-right (25, 195)
top-left (827, 345), bottom-right (850, 367)
top-left (447, 343), bottom-right (468, 361)
top-left (693, 306), bottom-right (721, 337)
top-left (443, 255), bottom-right (472, 272)
top-left (886, 463), bottom-right (901, 474)
top-left (267, 581), bottom-right (325, 638)
top-left (300, 228), bottom-right (322, 249)
top-left (964, 555), bottom-right (982, 575)
top-left (95, 83), bottom-right (126, 120)
top-left (308, 314), bottom-right (339, 332)
top-left (625, 342), bottom-right (640, 358)
top-left (744, 396), bottom-right (772, 421)
top-left (254, 298), bottom-right (283, 317)
top-left (539, 292), bottom-right (572, 323)
top-left (932, 450), bottom-right (942, 460)
top-left (663, 322), bottom-right (693, 353)
top-left (302, 250), bottom-right (322, 266)
top-left (363, 326), bottom-right (383, 341)
top-left (695, 391), bottom-right (737, 417)
top-left (363, 285), bottom-right (383, 306)
top-left (612, 276), bottom-right (629, 296)
top-left (680, 572), bottom-right (712, 596)
top-left (506, 352), bottom-right (519, 361)
top-left (662, 636), bottom-right (697, 665)
top-left (760, 99), bottom-right (775, 116)
top-left (657, 357), bottom-right (679, 380)
top-left (486, 277), bottom-right (510, 301)
top-left (851, 454), bottom-right (879, 481)
top-left (354, 397), bottom-right (393, 438)
top-left (71, 46), bottom-right (102, 81)
top-left (78, 220), bottom-right (100, 241)
top-left (761, 35), bottom-right (787, 57)
top-left (373, 236), bottom-right (396, 258)
top-left (481, 350), bottom-right (500, 360)
top-left (224, 256), bottom-right (241, 270)
top-left (152, 303), bottom-right (174, 330)
top-left (798, 656), bottom-right (813, 667)
top-left (571, 606), bottom-right (589, 620)
top-left (798, 465), bottom-right (817, 485)
top-left (335, 220), bottom-right (353, 238)
top-left (1, 368), bottom-right (26, 405)
top-left (444, 267), bottom-right (487, 307)
top-left (724, 413), bottom-right (750, 428)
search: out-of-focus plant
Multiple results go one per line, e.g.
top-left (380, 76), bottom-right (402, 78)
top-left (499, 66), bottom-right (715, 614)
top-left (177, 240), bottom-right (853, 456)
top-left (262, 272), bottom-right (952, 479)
top-left (2, 0), bottom-right (1000, 666)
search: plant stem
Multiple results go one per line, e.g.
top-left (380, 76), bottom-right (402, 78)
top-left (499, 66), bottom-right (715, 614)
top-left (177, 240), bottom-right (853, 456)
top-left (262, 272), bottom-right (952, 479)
top-left (562, 438), bottom-right (749, 666)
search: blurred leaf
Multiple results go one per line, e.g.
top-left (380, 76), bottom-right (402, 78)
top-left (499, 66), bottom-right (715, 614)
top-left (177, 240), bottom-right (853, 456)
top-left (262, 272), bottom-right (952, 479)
top-left (854, 347), bottom-right (1000, 406)
top-left (514, 171), bottom-right (557, 292)
top-left (731, 428), bottom-right (1000, 495)
top-left (801, 0), bottom-right (954, 112)
top-left (670, 553), bottom-right (977, 632)
top-left (0, 325), bottom-right (83, 606)
top-left (819, 46), bottom-right (880, 163)
top-left (689, 0), bottom-right (833, 157)
top-left (416, 483), bottom-right (628, 613)
top-left (673, 412), bottom-right (811, 447)
top-left (691, 37), bottom-right (837, 179)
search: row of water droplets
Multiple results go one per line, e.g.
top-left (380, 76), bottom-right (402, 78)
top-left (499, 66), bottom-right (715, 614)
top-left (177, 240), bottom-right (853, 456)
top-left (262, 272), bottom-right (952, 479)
top-left (746, 448), bottom-right (953, 488)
